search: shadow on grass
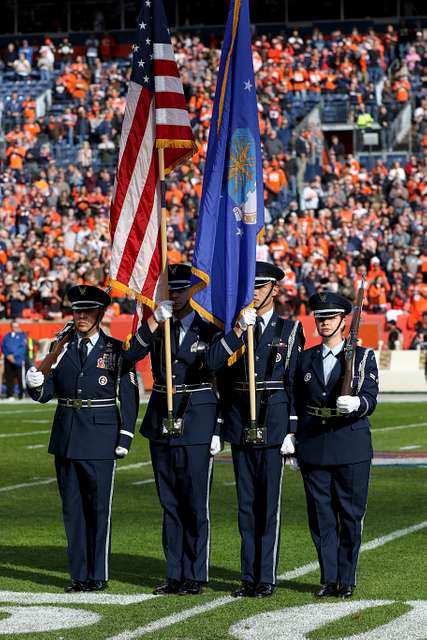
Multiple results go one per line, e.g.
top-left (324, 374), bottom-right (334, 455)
top-left (278, 580), bottom-right (319, 594)
top-left (0, 545), bottom-right (241, 592)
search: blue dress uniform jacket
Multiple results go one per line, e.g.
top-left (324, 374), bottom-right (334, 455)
top-left (295, 345), bottom-right (378, 465)
top-left (123, 314), bottom-right (222, 445)
top-left (122, 313), bottom-right (230, 584)
top-left (29, 330), bottom-right (139, 457)
top-left (218, 313), bottom-right (305, 445)
top-left (28, 330), bottom-right (139, 584)
top-left (295, 344), bottom-right (379, 589)
top-left (213, 313), bottom-right (305, 587)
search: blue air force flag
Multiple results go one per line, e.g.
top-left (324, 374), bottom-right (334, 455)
top-left (189, 0), bottom-right (264, 332)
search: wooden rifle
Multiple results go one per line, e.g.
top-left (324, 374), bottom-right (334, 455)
top-left (37, 321), bottom-right (76, 376)
top-left (341, 278), bottom-right (365, 396)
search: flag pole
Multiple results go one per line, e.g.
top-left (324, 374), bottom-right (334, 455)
top-left (247, 323), bottom-right (257, 427)
top-left (158, 147), bottom-right (174, 427)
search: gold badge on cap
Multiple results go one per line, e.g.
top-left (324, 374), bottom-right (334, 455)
top-left (79, 286), bottom-right (87, 295)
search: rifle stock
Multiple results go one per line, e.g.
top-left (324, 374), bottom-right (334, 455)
top-left (340, 278), bottom-right (365, 396)
top-left (37, 321), bottom-right (75, 376)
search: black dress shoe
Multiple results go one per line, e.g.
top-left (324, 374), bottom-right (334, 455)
top-left (338, 584), bottom-right (354, 598)
top-left (87, 580), bottom-right (108, 591)
top-left (316, 583), bottom-right (338, 597)
top-left (254, 583), bottom-right (275, 598)
top-left (65, 580), bottom-right (88, 593)
top-left (178, 580), bottom-right (202, 595)
top-left (153, 579), bottom-right (182, 595)
top-left (232, 581), bottom-right (255, 597)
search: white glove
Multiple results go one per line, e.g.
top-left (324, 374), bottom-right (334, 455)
top-left (336, 395), bottom-right (361, 414)
top-left (237, 308), bottom-right (257, 331)
top-left (287, 456), bottom-right (300, 472)
top-left (280, 433), bottom-right (296, 456)
top-left (115, 446), bottom-right (128, 458)
top-left (154, 300), bottom-right (174, 323)
top-left (210, 435), bottom-right (223, 456)
top-left (26, 366), bottom-right (45, 389)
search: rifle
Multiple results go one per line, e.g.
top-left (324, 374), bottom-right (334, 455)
top-left (37, 321), bottom-right (76, 376)
top-left (341, 278), bottom-right (365, 396)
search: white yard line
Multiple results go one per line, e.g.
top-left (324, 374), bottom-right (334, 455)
top-left (373, 458), bottom-right (427, 466)
top-left (0, 591), bottom-right (155, 606)
top-left (0, 430), bottom-right (49, 439)
top-left (399, 445), bottom-right (421, 450)
top-left (132, 479), bottom-right (155, 486)
top-left (0, 409), bottom-right (54, 415)
top-left (0, 479), bottom-right (56, 493)
top-left (26, 445), bottom-right (45, 450)
top-left (277, 519), bottom-right (427, 580)
top-left (117, 461), bottom-right (152, 472)
top-left (373, 422), bottom-right (427, 433)
top-left (106, 519), bottom-right (427, 640)
top-left (0, 460), bottom-right (154, 494)
top-left (106, 596), bottom-right (234, 640)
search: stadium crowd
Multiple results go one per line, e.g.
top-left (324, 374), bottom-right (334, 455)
top-left (0, 26), bottom-right (426, 330)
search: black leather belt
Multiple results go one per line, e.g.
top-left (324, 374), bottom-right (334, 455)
top-left (153, 383), bottom-right (213, 394)
top-left (234, 381), bottom-right (284, 391)
top-left (58, 398), bottom-right (116, 409)
top-left (306, 405), bottom-right (342, 418)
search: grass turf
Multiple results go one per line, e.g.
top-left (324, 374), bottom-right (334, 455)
top-left (0, 401), bottom-right (426, 639)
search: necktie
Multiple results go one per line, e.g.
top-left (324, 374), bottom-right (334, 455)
top-left (173, 320), bottom-right (182, 350)
top-left (254, 317), bottom-right (263, 348)
top-left (79, 338), bottom-right (90, 366)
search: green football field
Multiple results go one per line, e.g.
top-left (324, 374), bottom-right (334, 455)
top-left (0, 401), bottom-right (426, 639)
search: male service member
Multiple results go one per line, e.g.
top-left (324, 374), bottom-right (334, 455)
top-left (218, 261), bottom-right (305, 598)
top-left (26, 285), bottom-right (139, 592)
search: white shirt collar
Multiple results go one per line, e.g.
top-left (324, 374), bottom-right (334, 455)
top-left (258, 307), bottom-right (274, 328)
top-left (78, 332), bottom-right (99, 346)
top-left (175, 311), bottom-right (195, 334)
top-left (322, 340), bottom-right (345, 357)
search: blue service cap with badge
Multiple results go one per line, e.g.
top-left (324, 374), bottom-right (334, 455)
top-left (168, 263), bottom-right (192, 291)
top-left (310, 291), bottom-right (352, 318)
top-left (255, 261), bottom-right (284, 288)
top-left (67, 285), bottom-right (111, 310)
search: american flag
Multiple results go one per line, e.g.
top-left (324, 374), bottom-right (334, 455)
top-left (109, 0), bottom-right (197, 308)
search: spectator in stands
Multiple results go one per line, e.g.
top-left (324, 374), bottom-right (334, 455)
top-left (13, 53), bottom-right (31, 80)
top-left (97, 134), bottom-right (115, 165)
top-left (386, 319), bottom-right (403, 350)
top-left (58, 37), bottom-right (74, 69)
top-left (18, 40), bottom-right (33, 65)
top-left (4, 43), bottom-right (18, 74)
top-left (85, 34), bottom-right (100, 68)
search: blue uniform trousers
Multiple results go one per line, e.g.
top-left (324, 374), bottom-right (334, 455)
top-left (300, 460), bottom-right (371, 587)
top-left (55, 457), bottom-right (116, 582)
top-left (231, 445), bottom-right (285, 585)
top-left (149, 442), bottom-right (213, 583)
